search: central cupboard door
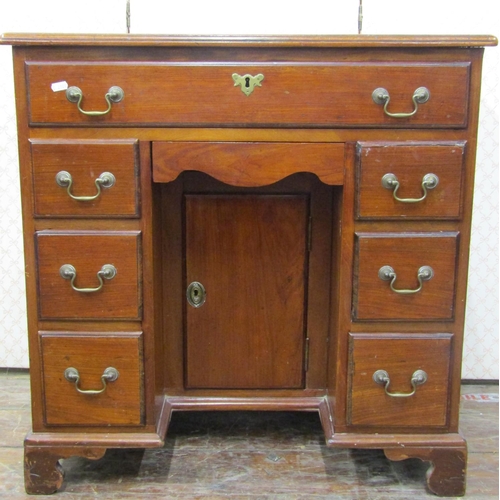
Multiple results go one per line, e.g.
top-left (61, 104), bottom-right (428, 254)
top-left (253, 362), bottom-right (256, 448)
top-left (184, 194), bottom-right (309, 389)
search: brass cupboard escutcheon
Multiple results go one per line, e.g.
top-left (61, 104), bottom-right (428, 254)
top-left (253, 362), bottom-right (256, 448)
top-left (381, 173), bottom-right (439, 203)
top-left (55, 170), bottom-right (116, 201)
top-left (65, 85), bottom-right (124, 116)
top-left (187, 281), bottom-right (206, 308)
top-left (59, 263), bottom-right (117, 293)
top-left (64, 366), bottom-right (119, 395)
top-left (372, 86), bottom-right (430, 118)
top-left (232, 73), bottom-right (264, 96)
top-left (378, 265), bottom-right (434, 295)
top-left (373, 369), bottom-right (428, 398)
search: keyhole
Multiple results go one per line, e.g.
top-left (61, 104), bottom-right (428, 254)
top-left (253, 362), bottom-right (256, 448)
top-left (245, 77), bottom-right (251, 88)
top-left (187, 281), bottom-right (206, 308)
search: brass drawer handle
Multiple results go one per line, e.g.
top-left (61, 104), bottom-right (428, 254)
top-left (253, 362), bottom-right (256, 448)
top-left (373, 369), bottom-right (428, 398)
top-left (232, 73), bottom-right (264, 96)
top-left (65, 85), bottom-right (124, 116)
top-left (378, 265), bottom-right (434, 294)
top-left (55, 170), bottom-right (116, 201)
top-left (59, 263), bottom-right (117, 293)
top-left (381, 173), bottom-right (439, 203)
top-left (372, 86), bottom-right (430, 118)
top-left (64, 366), bottom-right (119, 395)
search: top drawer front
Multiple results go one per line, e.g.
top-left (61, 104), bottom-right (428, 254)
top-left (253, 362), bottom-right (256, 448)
top-left (26, 62), bottom-right (470, 128)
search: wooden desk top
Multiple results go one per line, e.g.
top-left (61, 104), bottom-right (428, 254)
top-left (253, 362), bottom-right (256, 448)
top-left (0, 33), bottom-right (497, 48)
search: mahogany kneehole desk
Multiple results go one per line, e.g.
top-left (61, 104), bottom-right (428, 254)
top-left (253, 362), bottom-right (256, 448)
top-left (1, 33), bottom-right (497, 496)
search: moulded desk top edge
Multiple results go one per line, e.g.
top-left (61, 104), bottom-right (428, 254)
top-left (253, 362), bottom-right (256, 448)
top-left (0, 33), bottom-right (497, 48)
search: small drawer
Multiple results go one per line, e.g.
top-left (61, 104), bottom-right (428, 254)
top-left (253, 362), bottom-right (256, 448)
top-left (40, 332), bottom-right (143, 426)
top-left (36, 231), bottom-right (141, 320)
top-left (347, 333), bottom-right (452, 428)
top-left (31, 139), bottom-right (140, 217)
top-left (26, 61), bottom-right (469, 128)
top-left (353, 232), bottom-right (458, 321)
top-left (153, 142), bottom-right (345, 186)
top-left (356, 142), bottom-right (466, 219)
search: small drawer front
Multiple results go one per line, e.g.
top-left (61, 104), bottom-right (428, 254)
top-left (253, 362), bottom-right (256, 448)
top-left (348, 333), bottom-right (452, 428)
top-left (36, 231), bottom-right (141, 320)
top-left (153, 142), bottom-right (345, 186)
top-left (40, 332), bottom-right (143, 426)
top-left (31, 139), bottom-right (140, 217)
top-left (353, 233), bottom-right (458, 321)
top-left (356, 142), bottom-right (466, 219)
top-left (26, 62), bottom-right (469, 127)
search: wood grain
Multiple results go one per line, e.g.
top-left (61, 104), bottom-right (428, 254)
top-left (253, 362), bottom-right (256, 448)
top-left (2, 35), bottom-right (492, 496)
top-left (153, 142), bottom-right (344, 186)
top-left (356, 142), bottom-right (466, 219)
top-left (24, 446), bottom-right (106, 495)
top-left (35, 231), bottom-right (141, 320)
top-left (161, 172), bottom-right (333, 393)
top-left (39, 332), bottom-right (143, 426)
top-left (30, 139), bottom-right (140, 217)
top-left (347, 333), bottom-right (452, 428)
top-left (185, 194), bottom-right (308, 389)
top-left (1, 33), bottom-right (497, 47)
top-left (26, 62), bottom-right (470, 127)
top-left (353, 232), bottom-right (458, 321)
top-left (385, 444), bottom-right (467, 497)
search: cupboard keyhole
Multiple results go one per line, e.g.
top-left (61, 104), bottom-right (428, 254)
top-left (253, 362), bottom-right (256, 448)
top-left (187, 281), bottom-right (206, 308)
top-left (245, 76), bottom-right (250, 88)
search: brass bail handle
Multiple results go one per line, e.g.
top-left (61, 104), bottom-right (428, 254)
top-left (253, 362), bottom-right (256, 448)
top-left (381, 173), bottom-right (439, 203)
top-left (64, 366), bottom-right (119, 395)
top-left (378, 265), bottom-right (434, 294)
top-left (59, 263), bottom-right (117, 293)
top-left (66, 85), bottom-right (124, 116)
top-left (372, 86), bottom-right (430, 118)
top-left (373, 369), bottom-right (428, 398)
top-left (55, 171), bottom-right (116, 201)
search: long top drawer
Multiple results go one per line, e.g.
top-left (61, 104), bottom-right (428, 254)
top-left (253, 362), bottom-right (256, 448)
top-left (26, 61), bottom-right (470, 128)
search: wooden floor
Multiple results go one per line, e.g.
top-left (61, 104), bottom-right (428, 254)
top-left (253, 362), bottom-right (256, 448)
top-left (0, 371), bottom-right (497, 499)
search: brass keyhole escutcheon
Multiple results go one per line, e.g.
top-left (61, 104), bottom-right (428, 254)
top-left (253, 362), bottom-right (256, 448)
top-left (187, 281), bottom-right (206, 308)
top-left (232, 73), bottom-right (264, 96)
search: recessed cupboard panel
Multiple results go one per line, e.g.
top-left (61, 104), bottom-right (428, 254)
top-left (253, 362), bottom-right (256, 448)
top-left (184, 194), bottom-right (309, 389)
